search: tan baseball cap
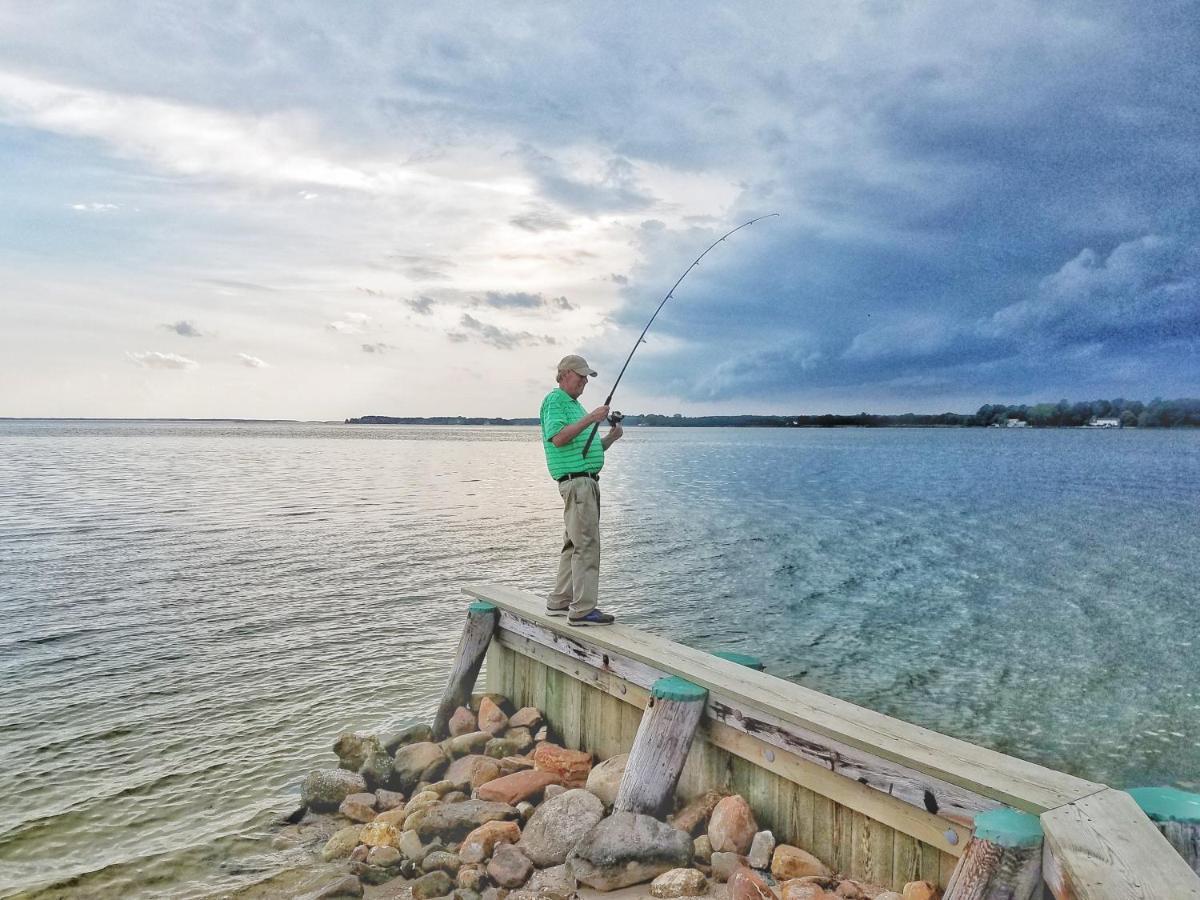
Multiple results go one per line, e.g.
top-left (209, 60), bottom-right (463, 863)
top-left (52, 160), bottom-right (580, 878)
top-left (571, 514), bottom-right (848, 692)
top-left (557, 354), bottom-right (598, 377)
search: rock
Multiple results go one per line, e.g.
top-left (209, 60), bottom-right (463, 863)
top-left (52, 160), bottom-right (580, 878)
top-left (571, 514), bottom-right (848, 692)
top-left (711, 852), bottom-right (746, 882)
top-left (503, 727), bottom-right (534, 753)
top-left (478, 697), bottom-right (510, 736)
top-left (651, 868), bottom-right (710, 897)
top-left (670, 790), bottom-right (728, 836)
top-left (779, 882), bottom-right (827, 900)
top-left (412, 870), bottom-right (456, 900)
top-left (350, 845), bottom-right (369, 862)
top-left (480, 889), bottom-right (509, 900)
top-left (461, 819), bottom-right (522, 863)
top-left (394, 743), bottom-right (451, 793)
top-left (375, 807), bottom-right (408, 829)
top-left (360, 820), bottom-right (402, 849)
top-left (834, 881), bottom-right (863, 898)
top-left (487, 842), bottom-right (534, 888)
top-left (450, 731), bottom-right (495, 759)
top-left (368, 846), bottom-right (403, 868)
top-left (376, 789), bottom-right (406, 811)
top-left (729, 866), bottom-right (780, 900)
top-left (749, 831), bottom-right (776, 870)
top-left (427, 780), bottom-right (459, 798)
top-left (450, 706), bottom-right (479, 737)
top-left (347, 859), bottom-right (394, 886)
top-left (518, 792), bottom-right (604, 868)
top-left (476, 770), bottom-right (561, 805)
top-left (543, 784), bottom-right (566, 801)
top-left (334, 732), bottom-right (382, 771)
top-left (397, 828), bottom-right (426, 862)
top-left (457, 865), bottom-right (488, 891)
top-left (339, 792), bottom-right (378, 823)
top-left (514, 801), bottom-right (535, 823)
top-left (383, 723), bottom-right (434, 754)
top-left (525, 864), bottom-right (578, 899)
top-left (876, 894), bottom-right (904, 900)
top-left (509, 707), bottom-right (543, 730)
top-left (694, 835), bottom-right (713, 864)
top-left (361, 746), bottom-right (395, 790)
top-left (532, 743), bottom-right (592, 788)
top-left (444, 791), bottom-right (469, 804)
top-left (485, 737), bottom-right (527, 759)
top-left (585, 753), bottom-right (628, 807)
top-left (708, 796), bottom-right (758, 855)
top-left (321, 825), bottom-right (365, 861)
top-left (568, 810), bottom-right (694, 891)
top-left (423, 850), bottom-right (464, 875)
top-left (472, 693), bottom-right (512, 714)
top-left (499, 755), bottom-right (537, 774)
top-left (408, 789), bottom-right (442, 809)
top-left (770, 846), bottom-right (831, 881)
top-left (416, 800), bottom-right (521, 843)
top-left (533, 726), bottom-right (549, 742)
top-left (516, 787), bottom-right (605, 866)
top-left (902, 882), bottom-right (938, 900)
top-left (455, 890), bottom-right (482, 900)
top-left (313, 874), bottom-right (365, 898)
top-left (447, 754), bottom-right (504, 791)
top-left (302, 769), bottom-right (369, 812)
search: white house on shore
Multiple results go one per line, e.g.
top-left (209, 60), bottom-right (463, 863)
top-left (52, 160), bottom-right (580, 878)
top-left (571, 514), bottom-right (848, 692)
top-left (1087, 417), bottom-right (1122, 428)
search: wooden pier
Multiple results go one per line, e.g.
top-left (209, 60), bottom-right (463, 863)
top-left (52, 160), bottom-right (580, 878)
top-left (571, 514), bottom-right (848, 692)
top-left (454, 582), bottom-right (1200, 897)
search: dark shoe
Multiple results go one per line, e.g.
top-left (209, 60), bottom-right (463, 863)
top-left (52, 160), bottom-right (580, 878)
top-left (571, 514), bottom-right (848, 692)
top-left (568, 609), bottom-right (615, 627)
top-left (545, 606), bottom-right (568, 617)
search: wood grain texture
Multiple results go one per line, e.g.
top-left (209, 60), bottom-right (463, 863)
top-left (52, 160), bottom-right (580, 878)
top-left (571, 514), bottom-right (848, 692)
top-left (615, 688), bottom-right (707, 817)
top-left (1161, 821), bottom-right (1200, 876)
top-left (469, 583), bottom-right (1100, 813)
top-left (433, 603), bottom-right (497, 739)
top-left (944, 837), bottom-right (1042, 900)
top-left (1041, 788), bottom-right (1200, 899)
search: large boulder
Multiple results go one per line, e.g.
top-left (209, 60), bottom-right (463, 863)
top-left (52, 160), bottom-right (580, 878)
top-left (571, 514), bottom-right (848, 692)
top-left (446, 754), bottom-right (503, 791)
top-left (382, 723), bottom-right (434, 754)
top-left (585, 754), bottom-right (628, 807)
top-left (533, 743), bottom-right (592, 787)
top-left (568, 811), bottom-right (694, 891)
top-left (448, 731), bottom-right (494, 759)
top-left (476, 770), bottom-right (561, 806)
top-left (518, 788), bottom-right (605, 867)
top-left (708, 795), bottom-right (758, 855)
top-left (334, 732), bottom-right (383, 772)
top-left (415, 800), bottom-right (520, 843)
top-left (393, 742), bottom-right (450, 792)
top-left (302, 769), bottom-right (368, 811)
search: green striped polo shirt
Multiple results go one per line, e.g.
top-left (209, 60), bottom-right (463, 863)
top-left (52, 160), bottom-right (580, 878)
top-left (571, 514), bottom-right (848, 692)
top-left (540, 387), bottom-right (604, 479)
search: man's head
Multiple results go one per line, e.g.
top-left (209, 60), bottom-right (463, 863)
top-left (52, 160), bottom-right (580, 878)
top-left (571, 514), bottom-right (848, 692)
top-left (556, 354), bottom-right (597, 399)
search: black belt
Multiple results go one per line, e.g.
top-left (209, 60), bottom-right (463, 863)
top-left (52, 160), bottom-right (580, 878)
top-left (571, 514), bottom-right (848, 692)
top-left (557, 471), bottom-right (599, 483)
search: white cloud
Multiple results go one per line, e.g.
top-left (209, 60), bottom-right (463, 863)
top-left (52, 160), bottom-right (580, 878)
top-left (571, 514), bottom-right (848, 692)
top-left (326, 312), bottom-right (372, 334)
top-left (70, 202), bottom-right (118, 211)
top-left (126, 351), bottom-right (198, 370)
top-left (237, 353), bottom-right (268, 368)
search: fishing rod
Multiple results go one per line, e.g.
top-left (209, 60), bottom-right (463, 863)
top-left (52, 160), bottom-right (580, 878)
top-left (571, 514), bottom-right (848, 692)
top-left (580, 213), bottom-right (779, 457)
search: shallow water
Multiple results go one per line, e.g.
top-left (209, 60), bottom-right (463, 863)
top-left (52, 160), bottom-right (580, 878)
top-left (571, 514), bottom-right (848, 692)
top-left (0, 421), bottom-right (1197, 897)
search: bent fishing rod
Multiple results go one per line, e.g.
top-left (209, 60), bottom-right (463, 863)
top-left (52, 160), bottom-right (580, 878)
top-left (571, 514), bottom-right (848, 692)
top-left (580, 213), bottom-right (779, 457)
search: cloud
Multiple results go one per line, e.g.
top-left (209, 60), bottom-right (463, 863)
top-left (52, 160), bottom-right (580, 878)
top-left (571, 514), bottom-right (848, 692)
top-left (70, 202), bottom-right (117, 212)
top-left (406, 295), bottom-right (436, 315)
top-left (447, 313), bottom-right (554, 350)
top-left (361, 342), bottom-right (395, 353)
top-left (611, 274), bottom-right (628, 285)
top-left (162, 320), bottom-right (203, 337)
top-left (126, 351), bottom-right (198, 370)
top-left (481, 291), bottom-right (544, 309)
top-left (552, 296), bottom-right (574, 311)
top-left (382, 254), bottom-right (455, 281)
top-left (510, 206), bottom-right (570, 232)
top-left (517, 144), bottom-right (655, 213)
top-left (237, 353), bottom-right (268, 368)
top-left (326, 312), bottom-right (372, 334)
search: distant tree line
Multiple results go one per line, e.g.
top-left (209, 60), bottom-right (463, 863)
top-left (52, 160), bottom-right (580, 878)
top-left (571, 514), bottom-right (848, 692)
top-left (346, 398), bottom-right (1199, 428)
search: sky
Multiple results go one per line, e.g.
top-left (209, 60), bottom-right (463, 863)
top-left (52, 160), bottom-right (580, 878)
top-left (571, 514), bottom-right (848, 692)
top-left (0, 2), bottom-right (1196, 419)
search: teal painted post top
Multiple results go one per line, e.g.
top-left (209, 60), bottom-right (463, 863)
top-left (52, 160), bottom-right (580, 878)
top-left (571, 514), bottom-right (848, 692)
top-left (1128, 787), bottom-right (1200, 823)
top-left (651, 675), bottom-right (708, 702)
top-left (973, 807), bottom-right (1044, 848)
top-left (714, 650), bottom-right (765, 671)
top-left (468, 601), bottom-right (497, 613)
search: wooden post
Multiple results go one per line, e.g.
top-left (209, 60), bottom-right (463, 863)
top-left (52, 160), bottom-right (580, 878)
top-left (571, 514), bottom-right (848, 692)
top-left (714, 650), bottom-right (766, 671)
top-left (1129, 787), bottom-right (1200, 875)
top-left (614, 675), bottom-right (708, 817)
top-left (945, 807), bottom-right (1043, 900)
top-left (432, 601), bottom-right (498, 739)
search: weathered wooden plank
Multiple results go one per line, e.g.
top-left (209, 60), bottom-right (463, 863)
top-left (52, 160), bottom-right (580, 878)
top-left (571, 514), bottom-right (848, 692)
top-left (832, 803), bottom-right (854, 877)
top-left (497, 608), bottom-right (993, 825)
top-left (1041, 788), bottom-right (1200, 899)
top-left (919, 840), bottom-right (944, 886)
top-left (617, 676), bottom-right (708, 817)
top-left (812, 794), bottom-right (836, 867)
top-left (433, 601), bottom-right (498, 739)
top-left (893, 833), bottom-right (920, 888)
top-left (851, 809), bottom-right (870, 881)
top-left (866, 816), bottom-right (895, 888)
top-left (792, 780), bottom-right (816, 854)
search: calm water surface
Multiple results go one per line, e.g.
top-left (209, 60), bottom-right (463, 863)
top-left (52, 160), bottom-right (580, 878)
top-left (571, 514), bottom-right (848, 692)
top-left (1, 421), bottom-right (1198, 897)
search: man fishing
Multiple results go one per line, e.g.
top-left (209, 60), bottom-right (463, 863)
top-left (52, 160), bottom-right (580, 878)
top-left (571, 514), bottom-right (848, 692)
top-left (541, 354), bottom-right (623, 626)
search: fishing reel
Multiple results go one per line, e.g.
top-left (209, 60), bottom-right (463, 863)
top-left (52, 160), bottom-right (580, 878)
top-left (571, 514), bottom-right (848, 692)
top-left (608, 410), bottom-right (624, 426)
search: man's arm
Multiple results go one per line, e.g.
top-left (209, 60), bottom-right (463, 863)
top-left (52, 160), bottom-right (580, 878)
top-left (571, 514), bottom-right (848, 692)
top-left (550, 405), bottom-right (610, 447)
top-left (601, 422), bottom-right (623, 450)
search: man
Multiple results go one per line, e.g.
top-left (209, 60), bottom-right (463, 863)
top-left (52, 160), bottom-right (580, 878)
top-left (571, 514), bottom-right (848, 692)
top-left (540, 354), bottom-right (623, 626)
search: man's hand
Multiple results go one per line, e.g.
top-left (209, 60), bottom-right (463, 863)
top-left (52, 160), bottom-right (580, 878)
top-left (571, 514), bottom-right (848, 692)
top-left (601, 421), bottom-right (623, 450)
top-left (588, 405), bottom-right (611, 424)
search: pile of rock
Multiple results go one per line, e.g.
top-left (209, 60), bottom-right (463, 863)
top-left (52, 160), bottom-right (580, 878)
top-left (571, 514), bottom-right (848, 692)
top-left (283, 693), bottom-right (942, 900)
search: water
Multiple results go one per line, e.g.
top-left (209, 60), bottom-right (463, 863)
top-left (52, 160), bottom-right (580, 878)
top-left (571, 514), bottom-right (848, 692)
top-left (1, 420), bottom-right (1197, 897)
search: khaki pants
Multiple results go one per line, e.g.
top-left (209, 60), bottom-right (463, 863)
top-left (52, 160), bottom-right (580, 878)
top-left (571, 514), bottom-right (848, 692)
top-left (549, 477), bottom-right (600, 617)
